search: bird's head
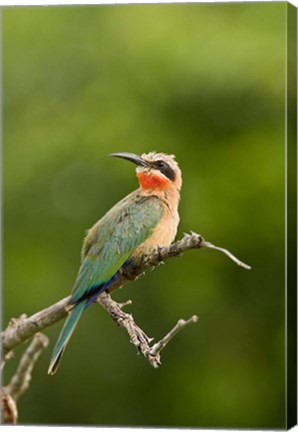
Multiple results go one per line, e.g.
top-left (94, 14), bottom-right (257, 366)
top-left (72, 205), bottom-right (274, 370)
top-left (110, 151), bottom-right (182, 192)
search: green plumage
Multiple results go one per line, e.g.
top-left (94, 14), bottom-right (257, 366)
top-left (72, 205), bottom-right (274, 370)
top-left (72, 191), bottom-right (163, 303)
top-left (48, 191), bottom-right (164, 374)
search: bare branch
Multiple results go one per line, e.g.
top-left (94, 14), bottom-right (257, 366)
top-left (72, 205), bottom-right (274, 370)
top-left (145, 232), bottom-right (251, 270)
top-left (6, 333), bottom-right (49, 401)
top-left (1, 333), bottom-right (48, 424)
top-left (1, 232), bottom-right (251, 358)
top-left (149, 315), bottom-right (199, 359)
top-left (0, 388), bottom-right (18, 424)
top-left (2, 298), bottom-right (69, 358)
top-left (97, 292), bottom-right (157, 365)
top-left (97, 292), bottom-right (198, 368)
top-left (202, 241), bottom-right (251, 270)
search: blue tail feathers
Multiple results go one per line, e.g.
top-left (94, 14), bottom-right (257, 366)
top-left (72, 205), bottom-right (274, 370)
top-left (48, 270), bottom-right (123, 375)
top-left (48, 300), bottom-right (87, 375)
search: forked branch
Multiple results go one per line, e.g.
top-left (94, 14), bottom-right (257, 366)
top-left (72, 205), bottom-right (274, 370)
top-left (1, 333), bottom-right (49, 424)
top-left (97, 292), bottom-right (198, 367)
top-left (1, 232), bottom-right (251, 361)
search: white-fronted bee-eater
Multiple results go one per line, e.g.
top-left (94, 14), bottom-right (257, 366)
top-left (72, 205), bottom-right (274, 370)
top-left (48, 152), bottom-right (182, 374)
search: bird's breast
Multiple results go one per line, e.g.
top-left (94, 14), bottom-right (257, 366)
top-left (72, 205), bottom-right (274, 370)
top-left (132, 203), bottom-right (179, 258)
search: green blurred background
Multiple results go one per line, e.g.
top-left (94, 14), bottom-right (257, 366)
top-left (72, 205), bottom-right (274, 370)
top-left (3, 3), bottom-right (286, 428)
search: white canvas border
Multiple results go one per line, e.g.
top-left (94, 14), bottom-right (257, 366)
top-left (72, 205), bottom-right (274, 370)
top-left (1, 1), bottom-right (297, 432)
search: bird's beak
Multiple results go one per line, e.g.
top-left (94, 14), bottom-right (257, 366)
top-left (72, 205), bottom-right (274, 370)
top-left (109, 152), bottom-right (149, 167)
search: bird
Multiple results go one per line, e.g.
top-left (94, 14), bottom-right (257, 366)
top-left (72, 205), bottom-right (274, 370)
top-left (48, 151), bottom-right (182, 375)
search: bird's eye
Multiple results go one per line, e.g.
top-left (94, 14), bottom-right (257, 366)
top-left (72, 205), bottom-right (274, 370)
top-left (156, 160), bottom-right (166, 169)
top-left (153, 159), bottom-right (176, 181)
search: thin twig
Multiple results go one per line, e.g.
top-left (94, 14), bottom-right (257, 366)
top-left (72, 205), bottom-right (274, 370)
top-left (1, 333), bottom-right (49, 424)
top-left (6, 333), bottom-right (49, 401)
top-left (97, 292), bottom-right (198, 368)
top-left (149, 315), bottom-right (199, 358)
top-left (203, 241), bottom-right (251, 270)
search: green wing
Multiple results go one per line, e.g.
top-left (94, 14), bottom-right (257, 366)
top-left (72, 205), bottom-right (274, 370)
top-left (70, 192), bottom-right (163, 304)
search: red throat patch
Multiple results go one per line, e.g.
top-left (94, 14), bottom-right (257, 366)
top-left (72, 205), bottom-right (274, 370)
top-left (137, 171), bottom-right (170, 190)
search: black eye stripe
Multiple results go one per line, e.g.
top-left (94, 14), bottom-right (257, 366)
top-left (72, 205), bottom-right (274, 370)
top-left (153, 160), bottom-right (176, 181)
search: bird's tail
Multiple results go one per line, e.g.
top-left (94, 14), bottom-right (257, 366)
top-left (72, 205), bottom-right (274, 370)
top-left (48, 300), bottom-right (87, 375)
